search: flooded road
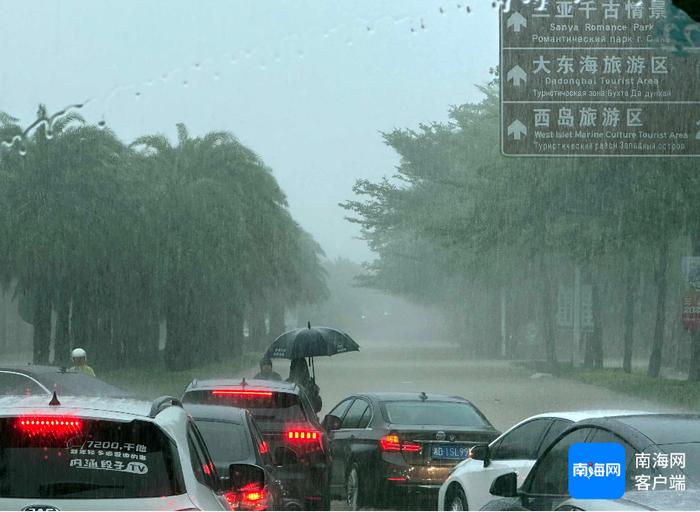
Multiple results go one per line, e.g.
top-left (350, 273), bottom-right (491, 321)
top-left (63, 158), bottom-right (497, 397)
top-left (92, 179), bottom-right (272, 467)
top-left (305, 342), bottom-right (681, 510)
top-left (308, 342), bottom-right (679, 431)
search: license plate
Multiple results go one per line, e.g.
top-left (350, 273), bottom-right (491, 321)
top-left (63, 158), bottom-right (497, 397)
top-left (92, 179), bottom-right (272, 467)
top-left (431, 444), bottom-right (468, 460)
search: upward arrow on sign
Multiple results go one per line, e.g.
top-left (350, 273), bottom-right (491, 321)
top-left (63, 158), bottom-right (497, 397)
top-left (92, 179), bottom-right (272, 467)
top-left (507, 120), bottom-right (527, 140)
top-left (507, 65), bottom-right (527, 86)
top-left (507, 11), bottom-right (527, 32)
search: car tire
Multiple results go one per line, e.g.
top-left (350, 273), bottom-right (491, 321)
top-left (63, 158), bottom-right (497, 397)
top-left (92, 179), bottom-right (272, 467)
top-left (448, 486), bottom-right (468, 511)
top-left (345, 463), bottom-right (368, 510)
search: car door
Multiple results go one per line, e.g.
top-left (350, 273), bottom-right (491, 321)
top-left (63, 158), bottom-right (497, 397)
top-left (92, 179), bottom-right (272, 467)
top-left (518, 427), bottom-right (594, 511)
top-left (330, 398), bottom-right (371, 489)
top-left (467, 418), bottom-right (556, 511)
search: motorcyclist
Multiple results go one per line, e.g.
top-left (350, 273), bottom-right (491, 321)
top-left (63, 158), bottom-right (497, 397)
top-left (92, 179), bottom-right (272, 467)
top-left (287, 358), bottom-right (322, 413)
top-left (254, 356), bottom-right (282, 380)
top-left (69, 348), bottom-right (96, 377)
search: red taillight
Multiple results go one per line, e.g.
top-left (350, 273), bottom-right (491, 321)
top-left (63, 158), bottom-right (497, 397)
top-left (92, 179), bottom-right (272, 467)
top-left (15, 416), bottom-right (82, 436)
top-left (379, 434), bottom-right (422, 453)
top-left (286, 430), bottom-right (319, 442)
top-left (223, 484), bottom-right (267, 511)
top-left (211, 390), bottom-right (272, 397)
top-left (259, 440), bottom-right (269, 454)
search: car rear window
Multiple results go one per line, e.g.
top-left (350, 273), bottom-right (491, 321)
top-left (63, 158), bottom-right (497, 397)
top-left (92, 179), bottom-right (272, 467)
top-left (183, 390), bottom-right (307, 432)
top-left (0, 417), bottom-right (184, 499)
top-left (195, 420), bottom-right (252, 464)
top-left (383, 401), bottom-right (491, 427)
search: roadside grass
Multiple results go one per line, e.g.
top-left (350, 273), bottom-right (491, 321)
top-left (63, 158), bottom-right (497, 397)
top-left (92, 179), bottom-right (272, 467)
top-left (101, 353), bottom-right (260, 399)
top-left (570, 367), bottom-right (700, 410)
top-left (511, 359), bottom-right (700, 410)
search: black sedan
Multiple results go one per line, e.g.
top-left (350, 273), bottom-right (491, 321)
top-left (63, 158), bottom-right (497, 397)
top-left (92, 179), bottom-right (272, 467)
top-left (184, 403), bottom-right (285, 510)
top-left (0, 364), bottom-right (129, 397)
top-left (322, 392), bottom-right (500, 510)
top-left (484, 414), bottom-right (700, 511)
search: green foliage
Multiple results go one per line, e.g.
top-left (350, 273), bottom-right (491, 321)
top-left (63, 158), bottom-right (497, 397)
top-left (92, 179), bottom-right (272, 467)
top-left (343, 80), bottom-right (700, 368)
top-left (0, 108), bottom-right (327, 370)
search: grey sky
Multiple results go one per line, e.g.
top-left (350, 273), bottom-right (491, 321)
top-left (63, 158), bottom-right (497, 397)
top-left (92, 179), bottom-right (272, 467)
top-left (1, 0), bottom-right (498, 261)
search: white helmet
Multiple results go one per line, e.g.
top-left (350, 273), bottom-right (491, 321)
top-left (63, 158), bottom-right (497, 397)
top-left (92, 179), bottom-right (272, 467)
top-left (71, 348), bottom-right (87, 359)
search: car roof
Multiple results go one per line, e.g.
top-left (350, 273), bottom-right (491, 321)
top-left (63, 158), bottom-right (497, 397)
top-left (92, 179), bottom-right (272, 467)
top-left (583, 413), bottom-right (700, 445)
top-left (186, 378), bottom-right (301, 394)
top-left (0, 395), bottom-right (157, 421)
top-left (184, 403), bottom-right (247, 424)
top-left (524, 409), bottom-right (655, 423)
top-left (0, 364), bottom-right (78, 376)
top-left (359, 392), bottom-right (473, 403)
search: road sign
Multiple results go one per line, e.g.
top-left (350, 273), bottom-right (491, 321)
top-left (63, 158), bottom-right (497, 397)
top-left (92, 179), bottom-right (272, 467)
top-left (682, 291), bottom-right (700, 330)
top-left (682, 256), bottom-right (700, 290)
top-left (500, 0), bottom-right (700, 156)
top-left (557, 284), bottom-right (594, 331)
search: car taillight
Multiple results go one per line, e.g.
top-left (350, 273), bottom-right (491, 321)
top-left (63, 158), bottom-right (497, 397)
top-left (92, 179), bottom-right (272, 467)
top-left (211, 390), bottom-right (272, 397)
top-left (286, 429), bottom-right (319, 442)
top-left (259, 440), bottom-right (269, 454)
top-left (15, 416), bottom-right (82, 436)
top-left (223, 484), bottom-right (267, 511)
top-left (380, 434), bottom-right (422, 453)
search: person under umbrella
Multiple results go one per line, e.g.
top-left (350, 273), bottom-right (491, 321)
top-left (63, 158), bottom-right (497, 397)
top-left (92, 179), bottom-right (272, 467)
top-left (254, 356), bottom-right (282, 381)
top-left (287, 358), bottom-right (322, 413)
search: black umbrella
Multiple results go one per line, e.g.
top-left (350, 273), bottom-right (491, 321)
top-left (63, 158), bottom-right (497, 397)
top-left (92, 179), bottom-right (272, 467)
top-left (265, 322), bottom-right (360, 360)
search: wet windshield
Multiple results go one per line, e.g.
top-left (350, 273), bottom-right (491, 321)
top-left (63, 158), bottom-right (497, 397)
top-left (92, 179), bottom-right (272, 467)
top-left (0, 418), bottom-right (184, 499)
top-left (183, 390), bottom-right (308, 431)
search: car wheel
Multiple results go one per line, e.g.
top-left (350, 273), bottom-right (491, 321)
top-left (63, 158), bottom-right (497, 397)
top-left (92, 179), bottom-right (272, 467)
top-left (345, 463), bottom-right (364, 510)
top-left (448, 486), bottom-right (468, 511)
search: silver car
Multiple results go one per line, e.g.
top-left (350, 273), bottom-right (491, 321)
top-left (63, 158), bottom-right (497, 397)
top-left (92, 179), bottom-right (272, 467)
top-left (0, 393), bottom-right (269, 510)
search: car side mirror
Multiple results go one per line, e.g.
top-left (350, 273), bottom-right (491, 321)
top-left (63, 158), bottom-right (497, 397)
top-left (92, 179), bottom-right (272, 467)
top-left (228, 463), bottom-right (265, 491)
top-left (490, 472), bottom-right (518, 498)
top-left (469, 443), bottom-right (491, 468)
top-left (322, 414), bottom-right (342, 431)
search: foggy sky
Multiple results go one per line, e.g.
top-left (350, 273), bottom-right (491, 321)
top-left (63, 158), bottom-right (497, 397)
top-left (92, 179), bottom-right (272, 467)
top-left (1, 1), bottom-right (498, 261)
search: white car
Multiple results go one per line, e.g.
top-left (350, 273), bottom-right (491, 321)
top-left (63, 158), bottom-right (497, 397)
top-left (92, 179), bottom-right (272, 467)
top-left (555, 490), bottom-right (700, 511)
top-left (0, 393), bottom-right (270, 510)
top-left (438, 410), bottom-right (650, 511)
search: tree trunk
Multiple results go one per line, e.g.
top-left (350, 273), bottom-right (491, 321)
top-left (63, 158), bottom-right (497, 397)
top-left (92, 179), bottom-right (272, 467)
top-left (590, 283), bottom-right (603, 369)
top-left (248, 299), bottom-right (267, 352)
top-left (269, 298), bottom-right (286, 339)
top-left (32, 285), bottom-right (52, 364)
top-left (622, 264), bottom-right (636, 374)
top-left (648, 240), bottom-right (669, 378)
top-left (540, 256), bottom-right (558, 371)
top-left (53, 293), bottom-right (71, 366)
top-left (0, 288), bottom-right (7, 351)
top-left (689, 232), bottom-right (700, 381)
top-left (228, 303), bottom-right (244, 357)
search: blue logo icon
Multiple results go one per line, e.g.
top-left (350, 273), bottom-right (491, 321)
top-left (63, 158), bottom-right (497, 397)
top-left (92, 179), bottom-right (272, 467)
top-left (568, 443), bottom-right (626, 499)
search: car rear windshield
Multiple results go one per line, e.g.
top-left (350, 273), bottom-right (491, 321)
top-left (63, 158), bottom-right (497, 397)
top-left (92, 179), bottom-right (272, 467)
top-left (383, 401), bottom-right (491, 427)
top-left (0, 417), bottom-right (184, 499)
top-left (195, 420), bottom-right (252, 464)
top-left (183, 390), bottom-right (307, 432)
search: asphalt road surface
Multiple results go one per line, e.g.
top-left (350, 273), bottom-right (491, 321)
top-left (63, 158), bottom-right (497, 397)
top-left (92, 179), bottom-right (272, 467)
top-left (297, 342), bottom-right (680, 510)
